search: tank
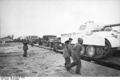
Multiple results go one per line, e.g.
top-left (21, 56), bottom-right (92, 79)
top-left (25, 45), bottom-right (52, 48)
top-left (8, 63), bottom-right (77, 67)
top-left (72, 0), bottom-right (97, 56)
top-left (61, 22), bottom-right (120, 59)
top-left (82, 23), bottom-right (120, 59)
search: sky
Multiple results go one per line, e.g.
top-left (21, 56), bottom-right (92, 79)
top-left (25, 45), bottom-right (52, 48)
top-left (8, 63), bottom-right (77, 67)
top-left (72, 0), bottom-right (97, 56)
top-left (0, 0), bottom-right (120, 38)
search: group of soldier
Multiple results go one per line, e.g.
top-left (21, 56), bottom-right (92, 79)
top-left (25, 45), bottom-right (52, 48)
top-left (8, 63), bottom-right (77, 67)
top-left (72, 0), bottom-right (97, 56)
top-left (63, 38), bottom-right (83, 74)
top-left (22, 37), bottom-right (83, 74)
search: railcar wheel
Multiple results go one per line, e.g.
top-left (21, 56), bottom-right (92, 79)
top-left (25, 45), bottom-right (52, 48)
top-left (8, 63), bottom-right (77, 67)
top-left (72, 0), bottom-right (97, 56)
top-left (86, 45), bottom-right (95, 57)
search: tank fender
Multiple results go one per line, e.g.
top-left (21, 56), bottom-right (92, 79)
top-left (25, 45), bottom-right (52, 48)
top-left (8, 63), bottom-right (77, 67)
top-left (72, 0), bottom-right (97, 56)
top-left (105, 37), bottom-right (120, 48)
top-left (83, 36), bottom-right (105, 46)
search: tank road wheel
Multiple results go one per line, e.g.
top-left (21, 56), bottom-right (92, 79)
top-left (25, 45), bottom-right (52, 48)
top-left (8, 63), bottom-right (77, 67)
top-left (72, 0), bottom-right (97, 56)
top-left (86, 45), bottom-right (95, 57)
top-left (94, 46), bottom-right (104, 59)
top-left (103, 39), bottom-right (112, 57)
top-left (80, 45), bottom-right (85, 56)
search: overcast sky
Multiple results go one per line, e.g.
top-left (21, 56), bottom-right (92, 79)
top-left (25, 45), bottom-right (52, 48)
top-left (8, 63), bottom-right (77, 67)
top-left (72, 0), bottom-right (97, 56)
top-left (0, 0), bottom-right (120, 38)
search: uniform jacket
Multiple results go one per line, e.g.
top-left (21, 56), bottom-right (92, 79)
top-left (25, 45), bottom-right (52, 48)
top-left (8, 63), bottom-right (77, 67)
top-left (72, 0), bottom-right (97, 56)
top-left (63, 46), bottom-right (70, 58)
top-left (71, 43), bottom-right (82, 61)
top-left (23, 45), bottom-right (28, 51)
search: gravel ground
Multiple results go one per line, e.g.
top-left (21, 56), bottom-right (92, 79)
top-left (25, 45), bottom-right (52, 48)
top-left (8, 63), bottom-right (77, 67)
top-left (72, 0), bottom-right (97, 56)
top-left (0, 43), bottom-right (120, 77)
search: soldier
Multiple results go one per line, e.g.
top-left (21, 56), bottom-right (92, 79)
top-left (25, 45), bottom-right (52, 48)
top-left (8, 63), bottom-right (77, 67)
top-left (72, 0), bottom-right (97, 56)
top-left (23, 41), bottom-right (28, 57)
top-left (63, 40), bottom-right (71, 71)
top-left (67, 38), bottom-right (73, 57)
top-left (68, 38), bottom-right (83, 74)
top-left (63, 38), bottom-right (73, 71)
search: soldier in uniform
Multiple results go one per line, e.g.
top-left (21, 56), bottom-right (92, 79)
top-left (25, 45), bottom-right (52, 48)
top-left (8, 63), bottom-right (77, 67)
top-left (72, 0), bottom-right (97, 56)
top-left (63, 38), bottom-right (73, 71)
top-left (63, 40), bottom-right (71, 70)
top-left (67, 38), bottom-right (73, 56)
top-left (23, 41), bottom-right (28, 57)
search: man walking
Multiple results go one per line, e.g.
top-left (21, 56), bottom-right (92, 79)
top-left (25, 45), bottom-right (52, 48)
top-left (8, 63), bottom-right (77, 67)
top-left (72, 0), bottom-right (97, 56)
top-left (68, 38), bottom-right (83, 74)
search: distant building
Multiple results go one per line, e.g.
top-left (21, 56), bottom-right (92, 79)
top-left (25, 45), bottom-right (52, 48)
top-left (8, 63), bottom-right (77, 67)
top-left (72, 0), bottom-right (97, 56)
top-left (0, 36), bottom-right (13, 44)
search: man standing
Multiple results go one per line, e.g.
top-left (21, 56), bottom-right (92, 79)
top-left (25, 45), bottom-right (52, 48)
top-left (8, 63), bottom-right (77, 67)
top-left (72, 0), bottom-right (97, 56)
top-left (23, 41), bottom-right (28, 57)
top-left (67, 38), bottom-right (73, 57)
top-left (63, 40), bottom-right (71, 70)
top-left (68, 38), bottom-right (83, 74)
top-left (63, 38), bottom-right (73, 71)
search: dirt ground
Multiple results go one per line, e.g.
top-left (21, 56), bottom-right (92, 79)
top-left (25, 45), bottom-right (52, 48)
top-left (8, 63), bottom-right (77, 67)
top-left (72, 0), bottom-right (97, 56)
top-left (0, 43), bottom-right (120, 77)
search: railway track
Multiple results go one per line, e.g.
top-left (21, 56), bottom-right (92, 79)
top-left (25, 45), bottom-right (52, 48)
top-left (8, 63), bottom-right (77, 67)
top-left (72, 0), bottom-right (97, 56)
top-left (34, 44), bottom-right (120, 70)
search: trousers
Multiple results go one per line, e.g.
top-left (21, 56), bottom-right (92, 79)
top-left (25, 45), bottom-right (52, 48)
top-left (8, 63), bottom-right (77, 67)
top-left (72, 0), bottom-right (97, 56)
top-left (69, 58), bottom-right (81, 74)
top-left (64, 57), bottom-right (71, 70)
top-left (23, 50), bottom-right (27, 57)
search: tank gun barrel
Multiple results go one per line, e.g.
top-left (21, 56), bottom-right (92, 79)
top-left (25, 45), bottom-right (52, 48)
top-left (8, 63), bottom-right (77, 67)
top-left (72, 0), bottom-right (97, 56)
top-left (104, 24), bottom-right (120, 28)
